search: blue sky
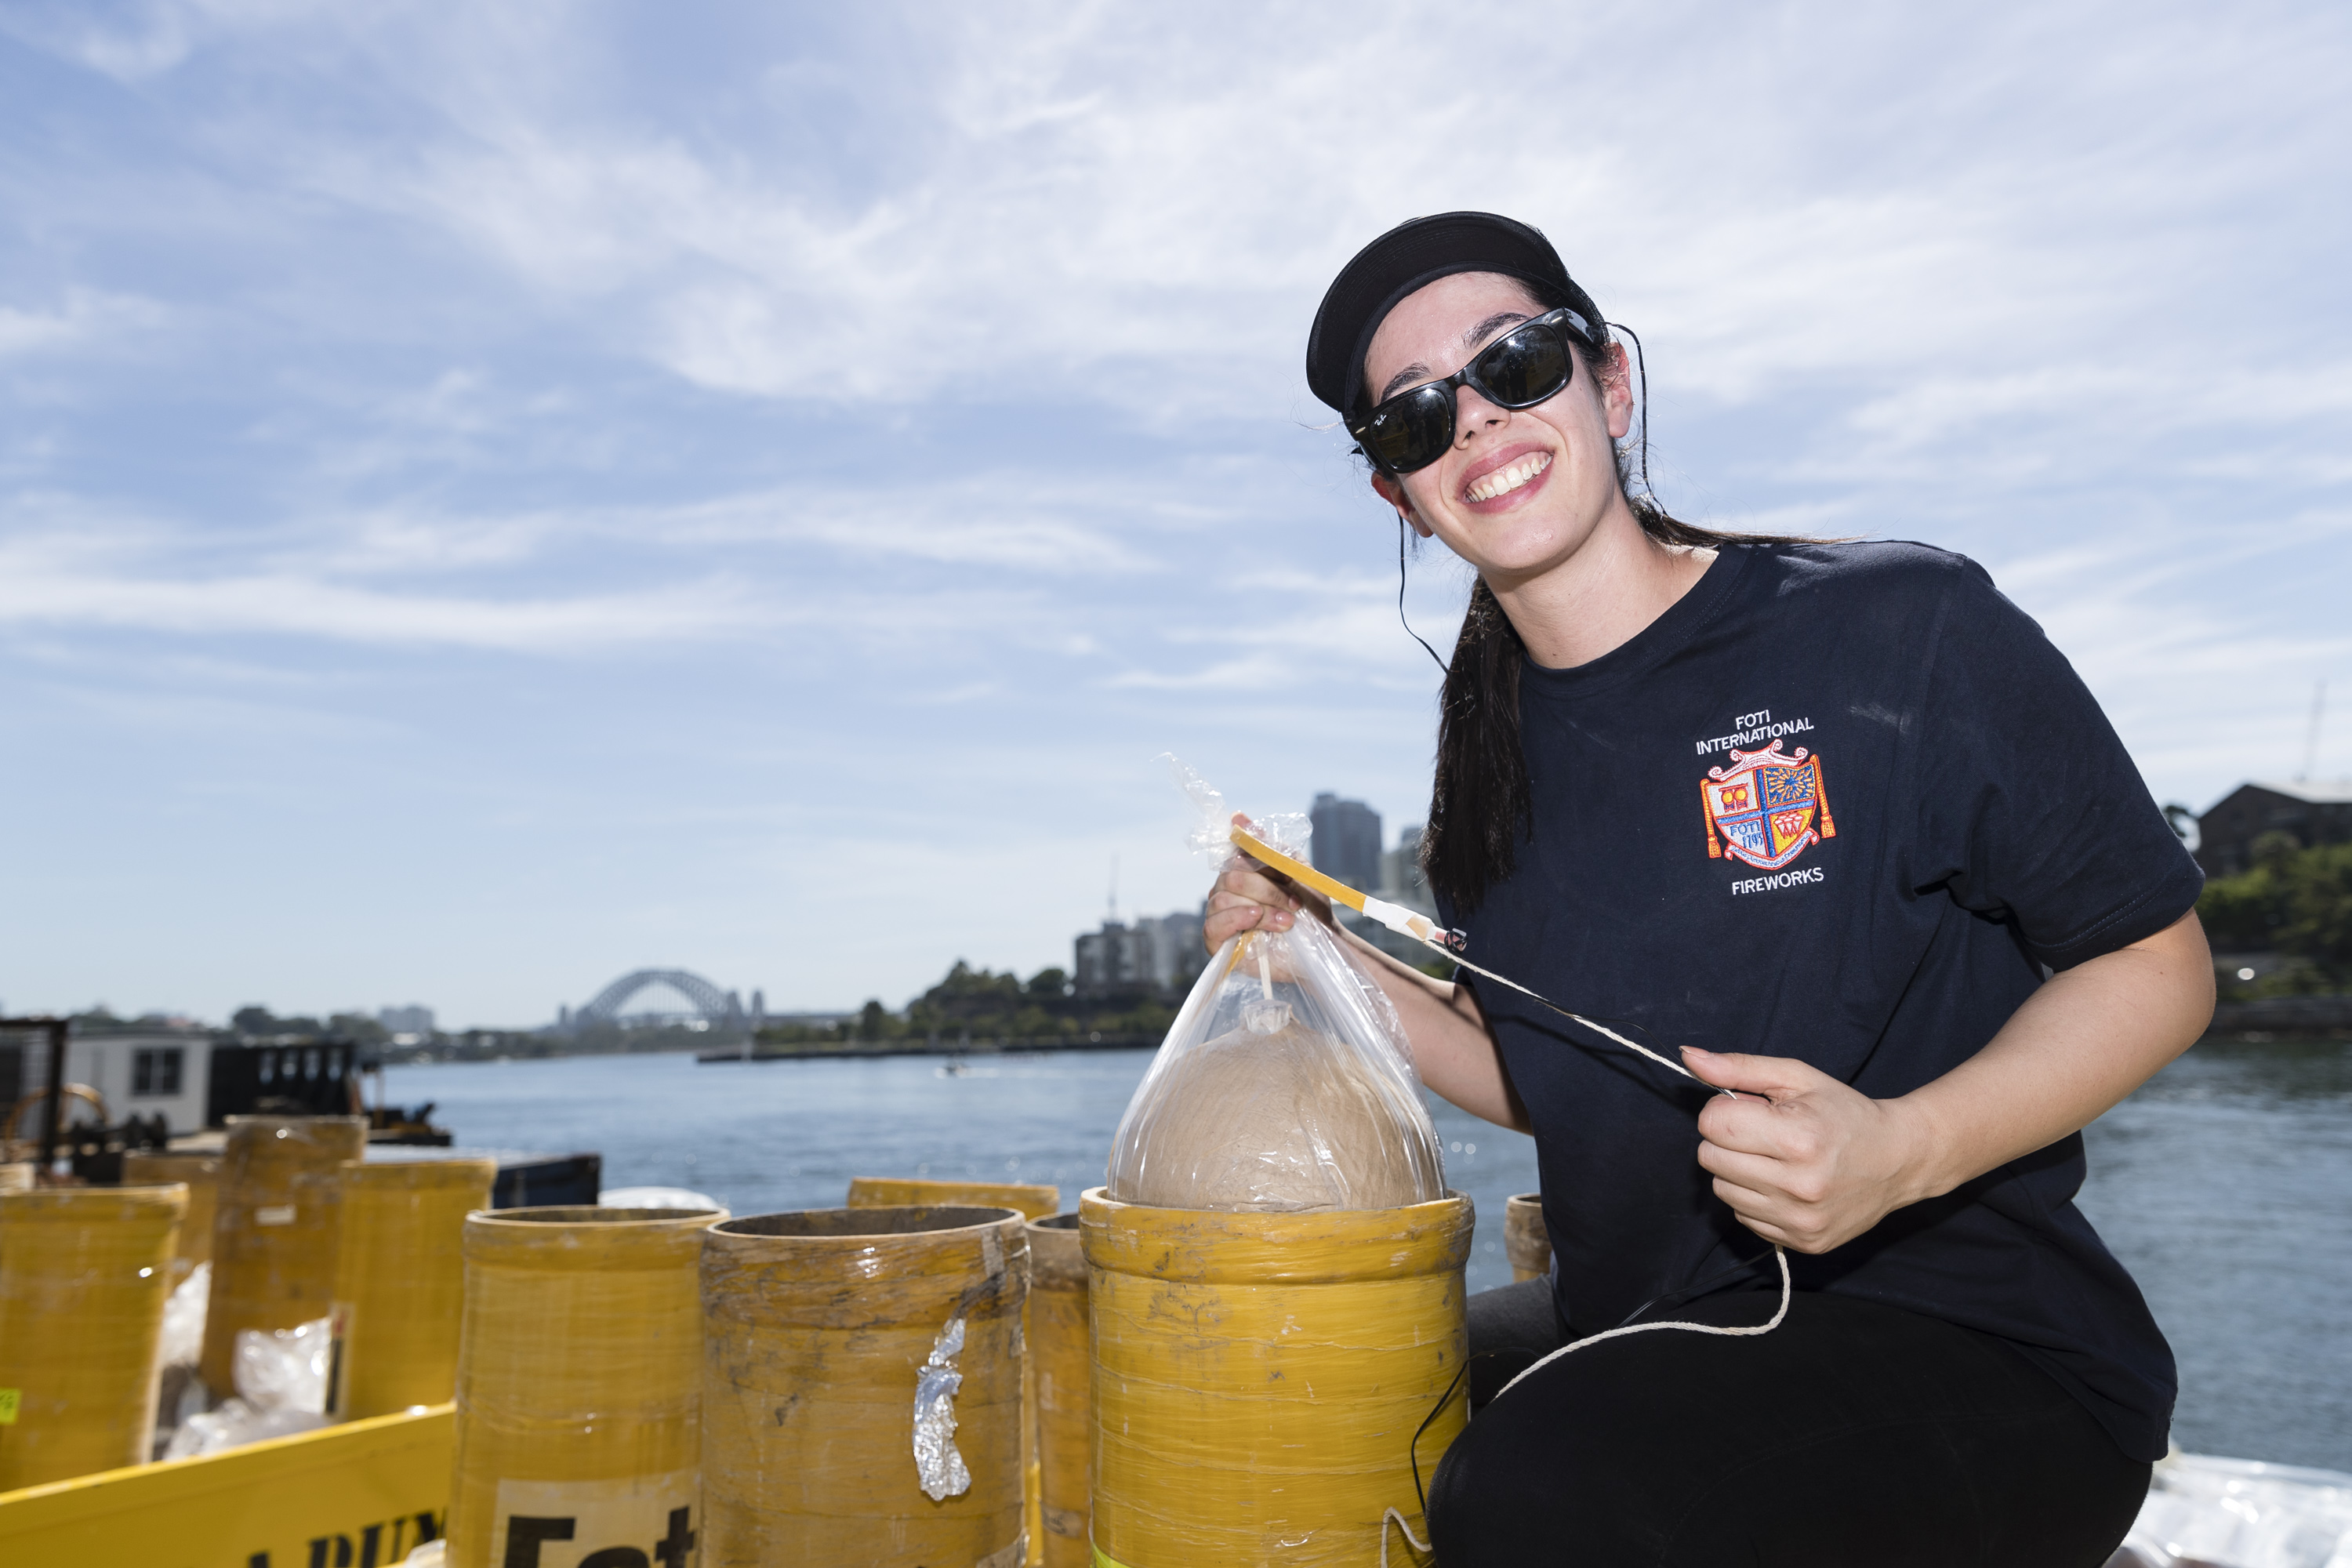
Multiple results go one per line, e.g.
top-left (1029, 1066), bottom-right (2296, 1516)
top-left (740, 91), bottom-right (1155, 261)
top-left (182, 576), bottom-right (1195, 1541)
top-left (2, 2), bottom-right (2347, 1027)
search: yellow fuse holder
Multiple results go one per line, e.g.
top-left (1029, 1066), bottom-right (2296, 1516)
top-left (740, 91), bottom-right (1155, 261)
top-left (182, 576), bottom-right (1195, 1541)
top-left (448, 1205), bottom-right (724, 1568)
top-left (329, 1157), bottom-right (497, 1419)
top-left (0, 1183), bottom-right (187, 1490)
top-left (1229, 826), bottom-right (1455, 949)
top-left (1083, 1187), bottom-right (1472, 1568)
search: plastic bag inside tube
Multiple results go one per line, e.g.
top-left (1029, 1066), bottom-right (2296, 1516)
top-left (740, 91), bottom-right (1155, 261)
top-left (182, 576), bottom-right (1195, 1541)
top-left (1106, 764), bottom-right (1446, 1212)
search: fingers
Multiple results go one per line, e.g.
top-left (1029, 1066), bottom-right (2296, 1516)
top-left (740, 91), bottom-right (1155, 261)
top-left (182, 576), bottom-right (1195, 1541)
top-left (1206, 887), bottom-right (1294, 924)
top-left (1692, 1140), bottom-right (1788, 1197)
top-left (1206, 887), bottom-right (1296, 932)
top-left (1680, 1047), bottom-right (1829, 1101)
top-left (1213, 860), bottom-right (1302, 913)
top-left (1686, 1047), bottom-right (1921, 1256)
top-left (1710, 1174), bottom-right (1832, 1254)
top-left (1712, 1187), bottom-right (1803, 1250)
top-left (1202, 896), bottom-right (1283, 950)
top-left (1697, 1138), bottom-right (1824, 1207)
top-left (1203, 863), bottom-right (1302, 953)
top-left (1695, 1094), bottom-right (1826, 1161)
top-left (1201, 840), bottom-right (1341, 955)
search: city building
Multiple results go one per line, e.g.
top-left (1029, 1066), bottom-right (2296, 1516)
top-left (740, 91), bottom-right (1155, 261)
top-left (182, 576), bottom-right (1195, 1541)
top-left (1145, 911), bottom-right (1207, 990)
top-left (1345, 822), bottom-right (1443, 965)
top-left (1311, 793), bottom-right (1384, 894)
top-left (1382, 824), bottom-right (1436, 917)
top-left (1074, 909), bottom-right (1207, 996)
top-left (378, 1003), bottom-right (435, 1036)
top-left (2195, 780), bottom-right (2352, 877)
top-left (1073, 922), bottom-right (1131, 994)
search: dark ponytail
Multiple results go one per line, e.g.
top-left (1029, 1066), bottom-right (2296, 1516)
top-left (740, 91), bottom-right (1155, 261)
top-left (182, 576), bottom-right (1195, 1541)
top-left (1419, 325), bottom-right (1813, 916)
top-left (1425, 575), bottom-right (1530, 916)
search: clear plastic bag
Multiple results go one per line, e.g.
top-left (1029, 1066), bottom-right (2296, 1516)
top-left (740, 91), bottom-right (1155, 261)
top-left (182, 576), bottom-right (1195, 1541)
top-left (154, 1260), bottom-right (210, 1371)
top-left (1106, 771), bottom-right (1446, 1212)
top-left (233, 1315), bottom-right (331, 1414)
top-left (162, 1315), bottom-right (333, 1461)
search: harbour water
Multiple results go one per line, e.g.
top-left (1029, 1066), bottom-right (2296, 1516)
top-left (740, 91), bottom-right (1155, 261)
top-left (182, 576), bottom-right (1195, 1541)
top-left (387, 1036), bottom-right (2352, 1471)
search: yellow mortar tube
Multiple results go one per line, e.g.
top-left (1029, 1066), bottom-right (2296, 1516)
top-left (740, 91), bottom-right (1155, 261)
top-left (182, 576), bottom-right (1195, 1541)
top-left (329, 1157), bottom-right (497, 1419)
top-left (1082, 1187), bottom-right (1472, 1568)
top-left (701, 1205), bottom-right (1029, 1567)
top-left (0, 1184), bottom-right (187, 1489)
top-left (122, 1151), bottom-right (221, 1275)
top-left (1027, 1213), bottom-right (1092, 1567)
top-left (201, 1115), bottom-right (367, 1397)
top-left (848, 1175), bottom-right (1062, 1220)
top-left (848, 1174), bottom-right (1059, 1560)
top-left (447, 1205), bottom-right (724, 1568)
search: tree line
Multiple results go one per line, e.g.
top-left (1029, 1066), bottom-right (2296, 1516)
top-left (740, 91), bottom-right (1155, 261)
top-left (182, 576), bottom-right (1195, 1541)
top-left (757, 960), bottom-right (1183, 1047)
top-left (2198, 833), bottom-right (2352, 993)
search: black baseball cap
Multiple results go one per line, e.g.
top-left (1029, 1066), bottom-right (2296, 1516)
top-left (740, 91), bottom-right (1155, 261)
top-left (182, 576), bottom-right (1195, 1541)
top-left (1305, 211), bottom-right (1602, 415)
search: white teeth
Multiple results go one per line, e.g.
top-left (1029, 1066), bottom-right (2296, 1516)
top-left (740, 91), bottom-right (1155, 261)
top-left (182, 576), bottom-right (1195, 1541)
top-left (1465, 451), bottom-right (1551, 503)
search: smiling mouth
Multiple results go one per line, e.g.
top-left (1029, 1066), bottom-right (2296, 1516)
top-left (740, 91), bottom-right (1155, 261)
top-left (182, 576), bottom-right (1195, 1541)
top-left (1464, 451), bottom-right (1552, 503)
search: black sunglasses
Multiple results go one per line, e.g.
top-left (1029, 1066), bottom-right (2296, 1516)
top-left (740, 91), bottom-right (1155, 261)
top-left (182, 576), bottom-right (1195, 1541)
top-left (1347, 307), bottom-right (1595, 476)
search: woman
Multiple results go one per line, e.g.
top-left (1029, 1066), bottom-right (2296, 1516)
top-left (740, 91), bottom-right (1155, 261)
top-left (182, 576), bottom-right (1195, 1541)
top-left (1207, 212), bottom-right (2212, 1566)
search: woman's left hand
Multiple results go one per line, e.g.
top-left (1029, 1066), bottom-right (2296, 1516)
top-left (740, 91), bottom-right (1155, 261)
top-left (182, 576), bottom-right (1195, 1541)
top-left (1679, 1047), bottom-right (1930, 1254)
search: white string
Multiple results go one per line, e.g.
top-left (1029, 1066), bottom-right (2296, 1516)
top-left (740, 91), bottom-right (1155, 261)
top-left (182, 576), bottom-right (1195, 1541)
top-left (1495, 1241), bottom-right (1790, 1399)
top-left (1370, 1250), bottom-right (1792, 1565)
top-left (1381, 1504), bottom-right (1432, 1568)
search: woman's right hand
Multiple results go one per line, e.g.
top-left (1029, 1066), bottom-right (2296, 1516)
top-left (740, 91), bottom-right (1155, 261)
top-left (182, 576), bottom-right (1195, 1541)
top-left (1202, 814), bottom-right (1335, 953)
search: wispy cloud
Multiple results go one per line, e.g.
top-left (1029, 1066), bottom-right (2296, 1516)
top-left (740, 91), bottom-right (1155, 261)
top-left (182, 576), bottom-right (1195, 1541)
top-left (655, 481), bottom-right (1165, 576)
top-left (0, 467), bottom-right (1185, 652)
top-left (0, 289), bottom-right (162, 357)
top-left (0, 543), bottom-right (762, 649)
top-left (0, 1), bottom-right (201, 82)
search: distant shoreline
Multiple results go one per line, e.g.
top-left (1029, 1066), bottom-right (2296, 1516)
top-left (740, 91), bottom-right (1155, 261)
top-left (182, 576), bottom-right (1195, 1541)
top-left (698, 1033), bottom-right (1163, 1063)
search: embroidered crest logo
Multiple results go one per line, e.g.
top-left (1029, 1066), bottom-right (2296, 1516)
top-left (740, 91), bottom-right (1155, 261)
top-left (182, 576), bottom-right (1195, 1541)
top-left (1702, 740), bottom-right (1836, 870)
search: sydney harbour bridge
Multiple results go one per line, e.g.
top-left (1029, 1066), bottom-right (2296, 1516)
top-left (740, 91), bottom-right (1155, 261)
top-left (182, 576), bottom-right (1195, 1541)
top-left (556, 968), bottom-right (765, 1036)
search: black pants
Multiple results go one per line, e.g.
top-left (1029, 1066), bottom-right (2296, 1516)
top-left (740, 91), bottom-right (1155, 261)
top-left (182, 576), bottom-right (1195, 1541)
top-left (1430, 1279), bottom-right (2151, 1567)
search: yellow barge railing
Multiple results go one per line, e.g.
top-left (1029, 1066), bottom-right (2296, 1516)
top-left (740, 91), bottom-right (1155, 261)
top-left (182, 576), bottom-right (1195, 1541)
top-left (0, 1403), bottom-right (452, 1567)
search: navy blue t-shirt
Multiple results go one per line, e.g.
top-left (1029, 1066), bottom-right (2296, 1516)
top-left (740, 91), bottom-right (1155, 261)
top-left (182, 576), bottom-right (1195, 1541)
top-left (1443, 540), bottom-right (2202, 1462)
